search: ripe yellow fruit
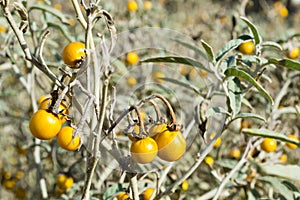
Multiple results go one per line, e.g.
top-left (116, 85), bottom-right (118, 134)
top-left (143, 188), bottom-right (155, 200)
top-left (56, 174), bottom-right (74, 190)
top-left (149, 123), bottom-right (167, 138)
top-left (286, 47), bottom-right (300, 59)
top-left (0, 25), bottom-right (7, 33)
top-left (29, 109), bottom-right (62, 140)
top-left (126, 52), bottom-right (139, 65)
top-left (210, 132), bottom-right (221, 148)
top-left (279, 154), bottom-right (287, 164)
top-left (127, 0), bottom-right (138, 12)
top-left (57, 126), bottom-right (81, 151)
top-left (152, 71), bottom-right (166, 83)
top-left (116, 191), bottom-right (130, 200)
top-left (37, 95), bottom-right (48, 104)
top-left (155, 130), bottom-right (186, 162)
top-left (286, 134), bottom-right (299, 149)
top-left (260, 138), bottom-right (277, 153)
top-left (229, 148), bottom-right (241, 159)
top-left (130, 137), bottom-right (158, 164)
top-left (238, 41), bottom-right (255, 55)
top-left (279, 6), bottom-right (288, 18)
top-left (39, 98), bottom-right (68, 124)
top-left (2, 179), bottom-right (17, 190)
top-left (144, 1), bottom-right (152, 10)
top-left (126, 76), bottom-right (137, 87)
top-left (204, 156), bottom-right (214, 167)
top-left (213, 137), bottom-right (222, 148)
top-left (62, 42), bottom-right (86, 67)
top-left (181, 180), bottom-right (189, 191)
top-left (199, 69), bottom-right (208, 78)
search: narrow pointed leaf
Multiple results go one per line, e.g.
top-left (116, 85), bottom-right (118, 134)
top-left (30, 5), bottom-right (70, 24)
top-left (224, 68), bottom-right (274, 104)
top-left (227, 77), bottom-right (242, 116)
top-left (201, 40), bottom-right (215, 62)
top-left (261, 41), bottom-right (282, 51)
top-left (172, 39), bottom-right (207, 58)
top-left (259, 176), bottom-right (294, 200)
top-left (233, 113), bottom-right (266, 122)
top-left (240, 16), bottom-right (261, 44)
top-left (142, 56), bottom-right (212, 72)
top-left (261, 165), bottom-right (300, 181)
top-left (205, 107), bottom-right (230, 118)
top-left (242, 128), bottom-right (300, 146)
top-left (269, 58), bottom-right (300, 71)
top-left (159, 77), bottom-right (202, 94)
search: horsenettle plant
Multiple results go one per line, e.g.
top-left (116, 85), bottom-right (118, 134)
top-left (1, 0), bottom-right (300, 199)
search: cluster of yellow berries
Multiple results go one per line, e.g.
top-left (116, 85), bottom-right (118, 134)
top-left (29, 96), bottom-right (81, 151)
top-left (274, 1), bottom-right (289, 18)
top-left (28, 41), bottom-right (87, 150)
top-left (127, 0), bottom-right (152, 12)
top-left (116, 180), bottom-right (188, 200)
top-left (56, 174), bottom-right (74, 195)
top-left (130, 122), bottom-right (186, 164)
top-left (1, 170), bottom-right (26, 199)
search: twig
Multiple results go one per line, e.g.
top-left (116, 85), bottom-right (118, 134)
top-left (212, 138), bottom-right (252, 200)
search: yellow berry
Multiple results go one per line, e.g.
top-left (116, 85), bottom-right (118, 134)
top-left (286, 47), bottom-right (300, 59)
top-left (126, 76), bottom-right (137, 87)
top-left (127, 0), bottom-right (138, 12)
top-left (238, 41), bottom-right (255, 55)
top-left (286, 134), bottom-right (299, 149)
top-left (126, 52), bottom-right (139, 65)
top-left (152, 71), bottom-right (165, 83)
top-left (142, 188), bottom-right (155, 200)
top-left (62, 42), bottom-right (86, 67)
top-left (279, 154), bottom-right (287, 164)
top-left (181, 180), bottom-right (189, 191)
top-left (144, 1), bottom-right (152, 10)
top-left (260, 138), bottom-right (277, 153)
top-left (204, 156), bottom-right (214, 167)
top-left (229, 148), bottom-right (241, 159)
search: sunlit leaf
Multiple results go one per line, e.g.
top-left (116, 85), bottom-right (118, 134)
top-left (233, 113), bottom-right (266, 122)
top-left (29, 5), bottom-right (70, 24)
top-left (201, 40), bottom-right (215, 62)
top-left (224, 68), bottom-right (274, 105)
top-left (261, 165), bottom-right (300, 181)
top-left (242, 128), bottom-right (300, 146)
top-left (240, 16), bottom-right (261, 44)
top-left (259, 176), bottom-right (294, 200)
top-left (261, 41), bottom-right (282, 51)
top-left (216, 34), bottom-right (253, 62)
top-left (142, 56), bottom-right (211, 72)
top-left (268, 58), bottom-right (300, 71)
top-left (227, 77), bottom-right (242, 116)
top-left (205, 106), bottom-right (230, 118)
top-left (215, 159), bottom-right (237, 169)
